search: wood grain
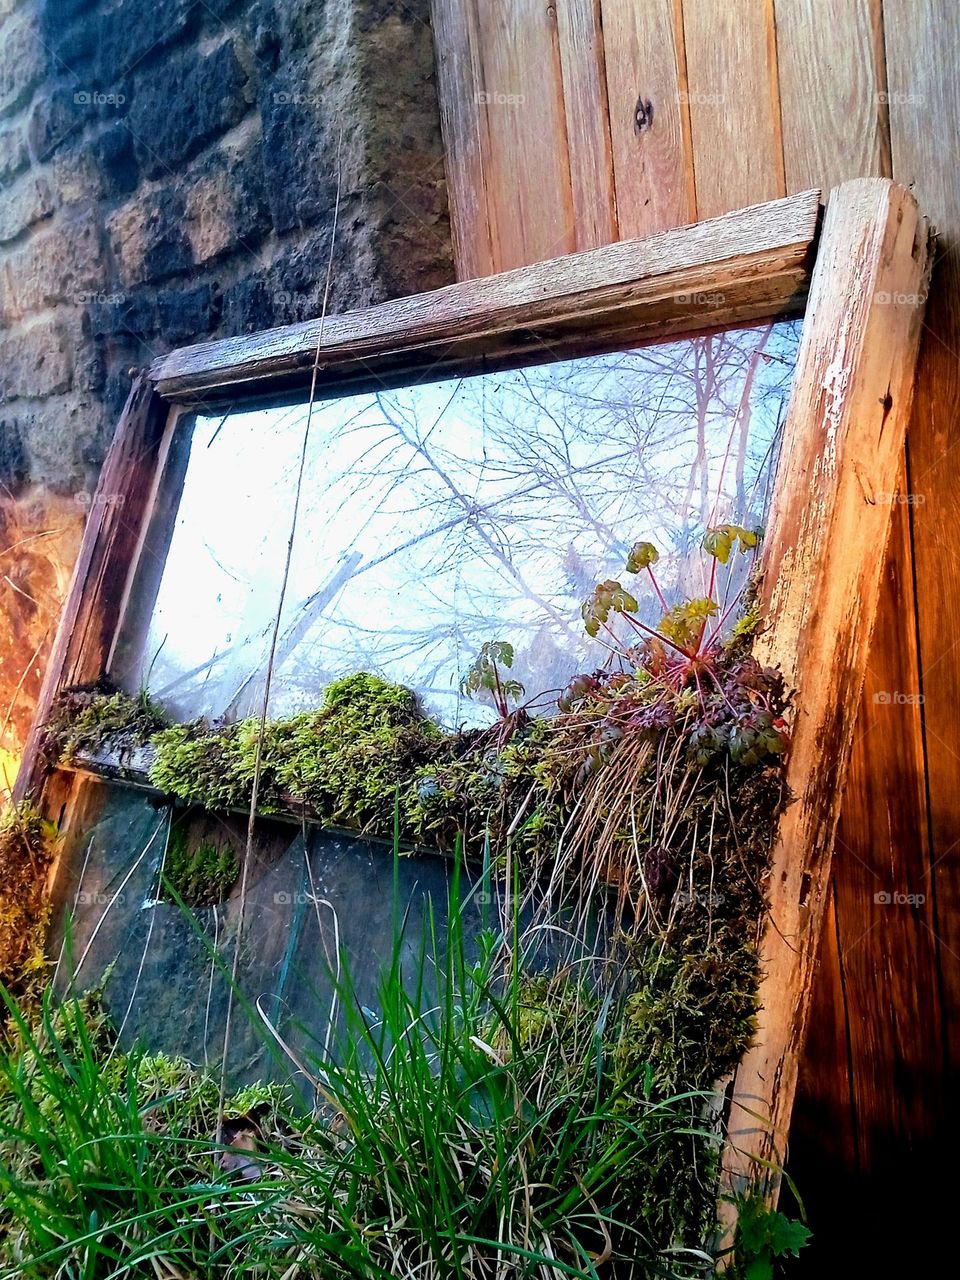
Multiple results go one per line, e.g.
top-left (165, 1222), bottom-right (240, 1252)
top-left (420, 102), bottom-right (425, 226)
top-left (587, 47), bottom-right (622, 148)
top-left (556, 0), bottom-right (618, 250)
top-left (600, 0), bottom-right (695, 238)
top-left (789, 883), bottom-right (858, 1178)
top-left (791, 486), bottom-right (947, 1268)
top-left (832, 492), bottom-right (943, 1168)
top-left (429, 0), bottom-right (495, 279)
top-left (792, 484), bottom-right (937, 1199)
top-left (884, 0), bottom-right (960, 1086)
top-left (472, 0), bottom-right (575, 269)
top-left (152, 189), bottom-right (820, 402)
top-left (722, 178), bottom-right (931, 1204)
top-left (13, 375), bottom-right (169, 806)
top-left (775, 0), bottom-right (890, 192)
top-left (681, 0), bottom-right (785, 218)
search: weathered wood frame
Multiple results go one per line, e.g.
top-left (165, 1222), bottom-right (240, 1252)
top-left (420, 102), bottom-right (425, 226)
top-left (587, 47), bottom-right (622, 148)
top-left (14, 180), bottom-right (930, 1216)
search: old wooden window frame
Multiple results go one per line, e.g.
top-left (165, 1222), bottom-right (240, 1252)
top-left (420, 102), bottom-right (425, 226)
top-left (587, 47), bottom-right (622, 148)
top-left (14, 178), bottom-right (931, 1209)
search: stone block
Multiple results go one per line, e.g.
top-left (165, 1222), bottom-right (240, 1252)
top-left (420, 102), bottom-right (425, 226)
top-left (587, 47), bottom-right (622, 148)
top-left (47, 0), bottom-right (194, 86)
top-left (3, 211), bottom-right (105, 314)
top-left (0, 173), bottom-right (53, 244)
top-left (0, 12), bottom-right (42, 115)
top-left (0, 319), bottom-right (73, 400)
top-left (259, 69), bottom-right (335, 233)
top-left (107, 188), bottom-right (192, 285)
top-left (0, 123), bottom-right (27, 183)
top-left (157, 281), bottom-right (219, 344)
top-left (93, 122), bottom-right (139, 198)
top-left (183, 131), bottom-right (271, 264)
top-left (0, 418), bottom-right (27, 496)
top-left (128, 39), bottom-right (250, 179)
top-left (219, 273), bottom-right (272, 334)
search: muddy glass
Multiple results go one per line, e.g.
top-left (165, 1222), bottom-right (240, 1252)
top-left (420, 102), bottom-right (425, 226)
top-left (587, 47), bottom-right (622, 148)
top-left (113, 321), bottom-right (801, 727)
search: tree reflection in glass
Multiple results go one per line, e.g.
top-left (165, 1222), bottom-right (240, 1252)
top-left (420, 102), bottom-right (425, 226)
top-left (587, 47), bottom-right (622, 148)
top-left (113, 320), bottom-right (801, 728)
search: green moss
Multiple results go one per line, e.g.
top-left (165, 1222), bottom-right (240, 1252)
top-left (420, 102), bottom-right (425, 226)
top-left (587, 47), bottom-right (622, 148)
top-left (45, 685), bottom-right (168, 764)
top-left (147, 673), bottom-right (444, 827)
top-left (163, 821), bottom-right (238, 908)
top-left (0, 805), bottom-right (55, 1002)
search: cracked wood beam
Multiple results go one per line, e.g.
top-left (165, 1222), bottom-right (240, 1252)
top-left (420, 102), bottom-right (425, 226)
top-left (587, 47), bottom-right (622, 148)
top-left (721, 177), bottom-right (932, 1218)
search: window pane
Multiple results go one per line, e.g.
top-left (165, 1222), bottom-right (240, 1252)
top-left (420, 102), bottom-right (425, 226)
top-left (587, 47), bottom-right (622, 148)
top-left (51, 780), bottom-right (480, 1080)
top-left (112, 321), bottom-right (801, 727)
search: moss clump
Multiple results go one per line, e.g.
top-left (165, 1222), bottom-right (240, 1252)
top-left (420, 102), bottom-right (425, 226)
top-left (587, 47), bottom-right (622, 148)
top-left (45, 685), bottom-right (168, 765)
top-left (0, 806), bottom-right (55, 1001)
top-left (149, 673), bottom-right (444, 825)
top-left (163, 821), bottom-right (238, 908)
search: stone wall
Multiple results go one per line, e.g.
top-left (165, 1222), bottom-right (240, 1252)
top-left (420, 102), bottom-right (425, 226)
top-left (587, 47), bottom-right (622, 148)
top-left (0, 0), bottom-right (453, 771)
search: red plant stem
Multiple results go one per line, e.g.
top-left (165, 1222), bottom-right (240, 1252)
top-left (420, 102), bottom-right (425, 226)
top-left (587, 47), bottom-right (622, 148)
top-left (703, 591), bottom-right (745, 651)
top-left (693, 668), bottom-right (705, 706)
top-left (492, 662), bottom-right (508, 719)
top-left (694, 556), bottom-right (720, 653)
top-left (647, 565), bottom-right (669, 613)
top-left (600, 619), bottom-right (631, 655)
top-left (621, 611), bottom-right (693, 659)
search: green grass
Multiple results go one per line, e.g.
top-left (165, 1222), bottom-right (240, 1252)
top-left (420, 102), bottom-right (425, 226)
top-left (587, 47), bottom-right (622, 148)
top-left (0, 854), bottom-right (742, 1280)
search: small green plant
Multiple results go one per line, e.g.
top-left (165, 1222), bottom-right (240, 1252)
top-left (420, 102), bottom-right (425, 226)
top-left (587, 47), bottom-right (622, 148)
top-left (575, 527), bottom-right (789, 771)
top-left (726, 1192), bottom-right (812, 1279)
top-left (583, 524), bottom-right (765, 679)
top-left (460, 640), bottom-right (525, 719)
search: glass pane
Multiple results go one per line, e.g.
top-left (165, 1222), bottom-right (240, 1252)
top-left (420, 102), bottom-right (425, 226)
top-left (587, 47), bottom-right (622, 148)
top-left (51, 779), bottom-right (485, 1082)
top-left (113, 321), bottom-right (801, 727)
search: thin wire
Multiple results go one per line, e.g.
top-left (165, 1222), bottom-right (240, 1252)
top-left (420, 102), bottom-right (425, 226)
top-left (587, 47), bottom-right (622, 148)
top-left (216, 129), bottom-right (344, 1141)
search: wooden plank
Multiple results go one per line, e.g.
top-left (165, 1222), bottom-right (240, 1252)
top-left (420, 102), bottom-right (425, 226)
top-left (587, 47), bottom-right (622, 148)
top-left (789, 479), bottom-right (945, 1256)
top-left (600, 0), bottom-right (695, 238)
top-left (884, 0), bottom-right (960, 1087)
top-left (556, 0), bottom-right (618, 250)
top-left (722, 178), bottom-right (931, 1203)
top-left (429, 0), bottom-right (495, 280)
top-left (13, 375), bottom-right (169, 806)
top-left (830, 493), bottom-right (944, 1169)
top-left (151, 189), bottom-right (820, 402)
top-left (789, 884), bottom-right (859, 1181)
top-left (682, 0), bottom-right (785, 219)
top-left (472, 0), bottom-right (576, 269)
top-left (775, 0), bottom-right (890, 192)
top-left (791, 503), bottom-right (947, 1263)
